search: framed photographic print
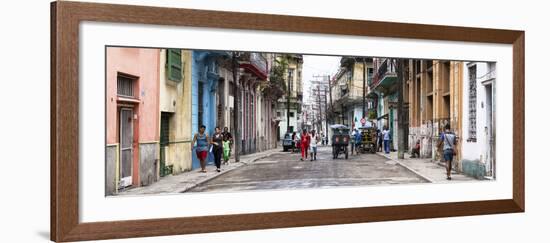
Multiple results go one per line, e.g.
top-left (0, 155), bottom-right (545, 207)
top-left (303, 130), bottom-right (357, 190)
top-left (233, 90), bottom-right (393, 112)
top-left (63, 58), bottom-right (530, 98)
top-left (51, 1), bottom-right (524, 242)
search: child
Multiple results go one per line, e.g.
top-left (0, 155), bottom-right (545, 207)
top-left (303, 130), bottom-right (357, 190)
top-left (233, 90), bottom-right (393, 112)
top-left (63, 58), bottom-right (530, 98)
top-left (222, 137), bottom-right (231, 165)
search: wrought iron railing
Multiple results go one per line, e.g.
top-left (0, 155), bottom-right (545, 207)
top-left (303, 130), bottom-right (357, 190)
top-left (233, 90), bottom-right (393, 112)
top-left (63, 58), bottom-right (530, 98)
top-left (371, 59), bottom-right (396, 88)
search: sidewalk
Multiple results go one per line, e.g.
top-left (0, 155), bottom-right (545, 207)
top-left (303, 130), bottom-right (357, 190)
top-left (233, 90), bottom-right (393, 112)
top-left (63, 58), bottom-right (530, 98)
top-left (377, 151), bottom-right (477, 183)
top-left (117, 148), bottom-right (284, 196)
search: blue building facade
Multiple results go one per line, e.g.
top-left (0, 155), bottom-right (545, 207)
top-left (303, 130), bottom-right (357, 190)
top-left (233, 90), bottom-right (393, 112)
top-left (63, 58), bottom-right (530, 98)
top-left (191, 51), bottom-right (229, 169)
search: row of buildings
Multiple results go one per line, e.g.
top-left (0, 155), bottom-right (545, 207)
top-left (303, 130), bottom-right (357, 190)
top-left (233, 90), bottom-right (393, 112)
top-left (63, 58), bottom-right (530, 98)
top-left (105, 47), bottom-right (304, 195)
top-left (327, 57), bottom-right (496, 179)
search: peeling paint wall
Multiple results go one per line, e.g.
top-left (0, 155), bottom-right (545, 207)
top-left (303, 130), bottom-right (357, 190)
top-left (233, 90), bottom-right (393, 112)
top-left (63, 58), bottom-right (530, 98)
top-left (159, 50), bottom-right (193, 174)
top-left (139, 143), bottom-right (158, 186)
top-left (105, 145), bottom-right (117, 196)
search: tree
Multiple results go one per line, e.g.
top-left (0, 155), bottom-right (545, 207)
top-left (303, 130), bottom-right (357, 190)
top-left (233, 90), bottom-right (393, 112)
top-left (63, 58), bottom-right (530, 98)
top-left (261, 57), bottom-right (288, 101)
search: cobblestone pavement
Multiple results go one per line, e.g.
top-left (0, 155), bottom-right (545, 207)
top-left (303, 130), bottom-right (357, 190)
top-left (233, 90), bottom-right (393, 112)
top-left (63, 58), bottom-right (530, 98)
top-left (188, 145), bottom-right (428, 193)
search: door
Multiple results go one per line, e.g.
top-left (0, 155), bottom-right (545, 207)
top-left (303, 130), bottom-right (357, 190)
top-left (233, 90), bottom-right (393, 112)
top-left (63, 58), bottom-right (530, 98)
top-left (119, 108), bottom-right (134, 188)
top-left (485, 83), bottom-right (495, 178)
top-left (159, 112), bottom-right (170, 177)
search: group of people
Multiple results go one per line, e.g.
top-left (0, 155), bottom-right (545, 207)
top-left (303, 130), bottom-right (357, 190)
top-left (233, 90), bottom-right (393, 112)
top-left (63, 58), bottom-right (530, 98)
top-left (191, 126), bottom-right (233, 173)
top-left (291, 129), bottom-right (321, 161)
top-left (191, 122), bottom-right (457, 180)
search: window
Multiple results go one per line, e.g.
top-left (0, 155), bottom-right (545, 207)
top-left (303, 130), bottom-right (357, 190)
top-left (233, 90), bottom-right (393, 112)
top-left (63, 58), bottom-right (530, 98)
top-left (468, 65), bottom-right (477, 141)
top-left (167, 49), bottom-right (183, 82)
top-left (288, 68), bottom-right (294, 92)
top-left (117, 74), bottom-right (136, 97)
top-left (198, 82), bottom-right (204, 127)
top-left (277, 111), bottom-right (281, 117)
top-left (289, 112), bottom-right (295, 117)
top-left (367, 68), bottom-right (373, 85)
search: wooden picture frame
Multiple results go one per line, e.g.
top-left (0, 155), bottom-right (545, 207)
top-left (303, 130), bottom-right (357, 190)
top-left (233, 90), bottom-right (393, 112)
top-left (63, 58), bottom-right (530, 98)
top-left (51, 1), bottom-right (524, 242)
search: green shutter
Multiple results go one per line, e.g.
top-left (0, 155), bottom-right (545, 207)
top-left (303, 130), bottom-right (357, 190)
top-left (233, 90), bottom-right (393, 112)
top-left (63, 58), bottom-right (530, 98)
top-left (167, 49), bottom-right (183, 82)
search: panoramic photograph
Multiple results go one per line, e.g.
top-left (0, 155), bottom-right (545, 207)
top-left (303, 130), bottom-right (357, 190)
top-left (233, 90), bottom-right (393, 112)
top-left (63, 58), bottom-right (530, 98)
top-left (105, 47), bottom-right (496, 196)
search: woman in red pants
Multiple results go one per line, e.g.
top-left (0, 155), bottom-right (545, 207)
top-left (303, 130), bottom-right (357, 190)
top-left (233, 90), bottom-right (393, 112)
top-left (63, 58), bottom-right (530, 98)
top-left (300, 129), bottom-right (311, 161)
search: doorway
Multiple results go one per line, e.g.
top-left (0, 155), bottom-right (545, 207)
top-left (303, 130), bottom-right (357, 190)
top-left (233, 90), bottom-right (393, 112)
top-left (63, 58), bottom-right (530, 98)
top-left (119, 108), bottom-right (134, 188)
top-left (485, 83), bottom-right (495, 178)
top-left (159, 112), bottom-right (171, 177)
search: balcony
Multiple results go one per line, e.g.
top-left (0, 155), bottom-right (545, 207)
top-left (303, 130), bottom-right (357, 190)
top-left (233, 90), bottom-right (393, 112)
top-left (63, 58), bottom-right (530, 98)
top-left (239, 52), bottom-right (268, 80)
top-left (371, 59), bottom-right (398, 94)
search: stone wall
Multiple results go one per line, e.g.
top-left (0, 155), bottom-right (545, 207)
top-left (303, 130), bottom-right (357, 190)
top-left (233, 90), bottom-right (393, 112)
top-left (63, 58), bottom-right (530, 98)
top-left (139, 143), bottom-right (158, 186)
top-left (461, 159), bottom-right (487, 179)
top-left (105, 145), bottom-right (117, 196)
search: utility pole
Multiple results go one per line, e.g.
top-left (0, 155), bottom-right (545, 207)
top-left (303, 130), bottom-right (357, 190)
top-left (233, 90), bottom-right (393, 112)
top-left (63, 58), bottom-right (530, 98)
top-left (362, 58), bottom-right (367, 119)
top-left (317, 85), bottom-right (322, 132)
top-left (287, 68), bottom-right (291, 133)
top-left (324, 86), bottom-right (329, 139)
top-left (397, 59), bottom-right (406, 160)
top-left (232, 52), bottom-right (240, 162)
top-left (328, 75), bottom-right (333, 110)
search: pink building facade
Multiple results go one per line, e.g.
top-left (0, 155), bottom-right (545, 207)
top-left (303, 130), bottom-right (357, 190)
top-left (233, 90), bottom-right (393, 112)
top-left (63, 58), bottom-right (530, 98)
top-left (106, 47), bottom-right (160, 195)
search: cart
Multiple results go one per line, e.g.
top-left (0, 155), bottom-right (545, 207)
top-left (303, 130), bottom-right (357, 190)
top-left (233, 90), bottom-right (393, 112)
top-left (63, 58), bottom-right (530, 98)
top-left (357, 126), bottom-right (378, 154)
top-left (330, 124), bottom-right (350, 159)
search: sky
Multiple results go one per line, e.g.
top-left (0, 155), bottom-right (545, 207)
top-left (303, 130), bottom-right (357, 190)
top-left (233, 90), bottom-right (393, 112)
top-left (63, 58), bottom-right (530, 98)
top-left (302, 55), bottom-right (341, 104)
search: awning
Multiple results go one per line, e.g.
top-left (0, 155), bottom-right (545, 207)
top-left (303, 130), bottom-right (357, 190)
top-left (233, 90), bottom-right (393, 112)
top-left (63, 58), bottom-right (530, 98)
top-left (376, 113), bottom-right (389, 120)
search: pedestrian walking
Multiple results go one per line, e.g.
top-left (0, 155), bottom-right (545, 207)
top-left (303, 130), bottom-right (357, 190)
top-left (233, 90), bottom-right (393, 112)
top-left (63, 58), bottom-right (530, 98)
top-left (350, 129), bottom-right (357, 154)
top-left (192, 125), bottom-right (210, 173)
top-left (291, 131), bottom-right (297, 152)
top-left (354, 128), bottom-right (362, 155)
top-left (300, 129), bottom-right (311, 161)
top-left (310, 130), bottom-right (320, 161)
top-left (222, 127), bottom-right (233, 163)
top-left (377, 129), bottom-right (383, 152)
top-left (222, 135), bottom-right (231, 165)
top-left (211, 127), bottom-right (224, 172)
top-left (382, 126), bottom-right (391, 154)
top-left (438, 124), bottom-right (457, 180)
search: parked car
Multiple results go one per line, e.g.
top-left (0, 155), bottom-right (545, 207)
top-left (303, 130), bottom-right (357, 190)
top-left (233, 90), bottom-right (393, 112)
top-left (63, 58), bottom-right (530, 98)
top-left (282, 132), bottom-right (294, 152)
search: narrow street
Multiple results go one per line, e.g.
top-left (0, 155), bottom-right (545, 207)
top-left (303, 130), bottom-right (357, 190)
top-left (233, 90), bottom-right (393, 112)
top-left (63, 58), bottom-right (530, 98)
top-left (188, 145), bottom-right (427, 193)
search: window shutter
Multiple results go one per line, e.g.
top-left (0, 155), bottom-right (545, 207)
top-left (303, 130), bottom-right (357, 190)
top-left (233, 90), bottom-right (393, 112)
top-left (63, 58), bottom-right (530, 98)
top-left (167, 49), bottom-right (183, 82)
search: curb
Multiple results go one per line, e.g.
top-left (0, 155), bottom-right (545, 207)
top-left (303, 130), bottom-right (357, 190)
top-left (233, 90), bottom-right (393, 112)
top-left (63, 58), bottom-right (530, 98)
top-left (180, 150), bottom-right (279, 193)
top-left (376, 153), bottom-right (435, 183)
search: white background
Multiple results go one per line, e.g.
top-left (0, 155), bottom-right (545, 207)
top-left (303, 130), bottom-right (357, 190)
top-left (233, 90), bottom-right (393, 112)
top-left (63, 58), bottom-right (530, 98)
top-left (0, 0), bottom-right (547, 242)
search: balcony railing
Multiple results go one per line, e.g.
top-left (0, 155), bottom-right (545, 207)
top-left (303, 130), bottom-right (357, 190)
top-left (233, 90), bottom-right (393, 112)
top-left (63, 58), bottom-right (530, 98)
top-left (371, 59), bottom-right (397, 89)
top-left (239, 52), bottom-right (268, 80)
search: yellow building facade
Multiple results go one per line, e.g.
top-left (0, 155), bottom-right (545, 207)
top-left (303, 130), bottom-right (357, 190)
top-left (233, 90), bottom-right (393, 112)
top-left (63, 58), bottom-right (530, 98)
top-left (158, 49), bottom-right (193, 176)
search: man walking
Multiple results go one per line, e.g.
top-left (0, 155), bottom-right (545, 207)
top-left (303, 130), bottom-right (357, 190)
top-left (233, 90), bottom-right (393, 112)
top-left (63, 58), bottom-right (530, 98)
top-left (350, 128), bottom-right (357, 154)
top-left (438, 124), bottom-right (457, 180)
top-left (382, 126), bottom-right (391, 154)
top-left (354, 128), bottom-right (362, 155)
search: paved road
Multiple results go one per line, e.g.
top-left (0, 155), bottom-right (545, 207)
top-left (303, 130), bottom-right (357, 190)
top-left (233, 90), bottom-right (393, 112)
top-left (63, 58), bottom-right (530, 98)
top-left (188, 145), bottom-right (427, 193)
